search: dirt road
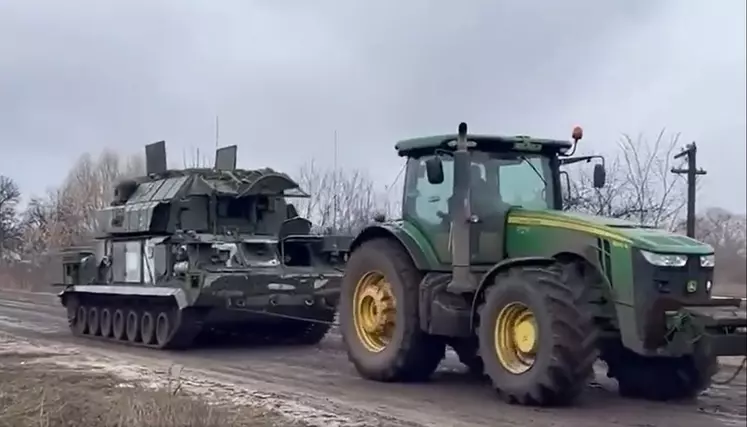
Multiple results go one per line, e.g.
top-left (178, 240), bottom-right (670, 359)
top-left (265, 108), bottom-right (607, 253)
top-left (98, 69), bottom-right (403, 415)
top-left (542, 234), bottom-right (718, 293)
top-left (0, 289), bottom-right (744, 427)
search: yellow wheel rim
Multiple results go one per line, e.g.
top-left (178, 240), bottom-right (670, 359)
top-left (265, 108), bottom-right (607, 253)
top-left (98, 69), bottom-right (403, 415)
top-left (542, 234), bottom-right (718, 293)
top-left (494, 302), bottom-right (537, 374)
top-left (352, 271), bottom-right (397, 353)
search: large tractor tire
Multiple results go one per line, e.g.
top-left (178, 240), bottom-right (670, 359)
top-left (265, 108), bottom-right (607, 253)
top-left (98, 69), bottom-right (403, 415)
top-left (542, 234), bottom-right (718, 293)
top-left (477, 264), bottom-right (597, 406)
top-left (340, 237), bottom-right (446, 382)
top-left (601, 338), bottom-right (718, 401)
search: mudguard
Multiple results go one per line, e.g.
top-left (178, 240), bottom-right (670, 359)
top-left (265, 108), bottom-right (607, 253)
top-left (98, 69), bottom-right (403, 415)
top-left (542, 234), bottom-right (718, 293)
top-left (470, 256), bottom-right (557, 331)
top-left (349, 222), bottom-right (440, 271)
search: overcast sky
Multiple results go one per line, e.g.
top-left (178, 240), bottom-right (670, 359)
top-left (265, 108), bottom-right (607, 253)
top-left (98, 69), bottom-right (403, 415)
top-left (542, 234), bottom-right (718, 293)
top-left (1, 0), bottom-right (745, 213)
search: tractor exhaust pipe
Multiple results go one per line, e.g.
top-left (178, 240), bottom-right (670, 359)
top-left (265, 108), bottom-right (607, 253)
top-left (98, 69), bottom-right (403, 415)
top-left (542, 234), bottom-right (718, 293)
top-left (446, 122), bottom-right (478, 294)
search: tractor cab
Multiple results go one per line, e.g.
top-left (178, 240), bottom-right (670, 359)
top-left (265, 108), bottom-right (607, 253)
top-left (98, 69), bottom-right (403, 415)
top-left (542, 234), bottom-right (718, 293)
top-left (395, 125), bottom-right (605, 272)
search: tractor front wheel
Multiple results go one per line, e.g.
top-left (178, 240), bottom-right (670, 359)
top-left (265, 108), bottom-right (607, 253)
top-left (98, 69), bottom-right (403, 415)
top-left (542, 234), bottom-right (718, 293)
top-left (477, 265), bottom-right (597, 406)
top-left (340, 237), bottom-right (445, 382)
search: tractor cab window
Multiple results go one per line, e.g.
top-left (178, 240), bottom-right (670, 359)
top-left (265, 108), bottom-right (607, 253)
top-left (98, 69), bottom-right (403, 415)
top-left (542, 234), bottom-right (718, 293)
top-left (408, 156), bottom-right (454, 226)
top-left (467, 151), bottom-right (552, 211)
top-left (405, 152), bottom-right (553, 226)
top-left (497, 155), bottom-right (551, 209)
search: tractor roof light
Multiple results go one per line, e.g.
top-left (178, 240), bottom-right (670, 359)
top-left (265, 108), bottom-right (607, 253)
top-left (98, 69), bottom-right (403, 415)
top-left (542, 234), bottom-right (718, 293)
top-left (572, 126), bottom-right (583, 142)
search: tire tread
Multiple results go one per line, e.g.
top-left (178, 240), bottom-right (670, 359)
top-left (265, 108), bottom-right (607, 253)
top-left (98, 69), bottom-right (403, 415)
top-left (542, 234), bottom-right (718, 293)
top-left (477, 264), bottom-right (598, 406)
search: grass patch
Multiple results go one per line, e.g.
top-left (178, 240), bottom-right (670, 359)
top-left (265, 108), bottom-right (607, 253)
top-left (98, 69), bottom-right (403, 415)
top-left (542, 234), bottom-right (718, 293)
top-left (0, 354), bottom-right (297, 427)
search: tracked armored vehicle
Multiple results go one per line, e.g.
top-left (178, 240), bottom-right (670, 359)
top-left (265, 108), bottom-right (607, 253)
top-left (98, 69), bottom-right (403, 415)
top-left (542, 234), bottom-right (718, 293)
top-left (339, 123), bottom-right (746, 406)
top-left (54, 141), bottom-right (350, 350)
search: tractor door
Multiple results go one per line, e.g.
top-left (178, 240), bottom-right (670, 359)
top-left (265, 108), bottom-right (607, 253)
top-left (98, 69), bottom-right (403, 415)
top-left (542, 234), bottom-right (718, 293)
top-left (471, 151), bottom-right (555, 263)
top-left (466, 152), bottom-right (512, 264)
top-left (403, 155), bottom-right (454, 265)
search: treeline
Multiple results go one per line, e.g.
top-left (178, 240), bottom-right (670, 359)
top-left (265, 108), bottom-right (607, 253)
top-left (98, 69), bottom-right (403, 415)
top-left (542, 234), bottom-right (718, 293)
top-left (0, 130), bottom-right (744, 290)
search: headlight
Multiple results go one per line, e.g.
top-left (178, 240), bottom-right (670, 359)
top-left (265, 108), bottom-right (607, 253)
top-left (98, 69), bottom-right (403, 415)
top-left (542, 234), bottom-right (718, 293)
top-left (640, 250), bottom-right (687, 267)
top-left (700, 254), bottom-right (715, 268)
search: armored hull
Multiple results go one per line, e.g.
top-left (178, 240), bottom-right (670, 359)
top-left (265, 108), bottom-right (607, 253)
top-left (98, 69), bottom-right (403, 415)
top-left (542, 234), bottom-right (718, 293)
top-left (54, 141), bottom-right (351, 350)
top-left (59, 262), bottom-right (344, 349)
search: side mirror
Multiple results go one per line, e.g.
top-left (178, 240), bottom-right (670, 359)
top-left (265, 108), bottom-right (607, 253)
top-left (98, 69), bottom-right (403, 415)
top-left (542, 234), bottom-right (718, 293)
top-left (425, 157), bottom-right (444, 184)
top-left (593, 163), bottom-right (606, 188)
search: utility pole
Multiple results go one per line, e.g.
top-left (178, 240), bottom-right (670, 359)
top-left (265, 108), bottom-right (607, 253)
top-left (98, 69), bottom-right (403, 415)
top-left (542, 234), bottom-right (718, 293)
top-left (333, 130), bottom-right (339, 232)
top-left (671, 142), bottom-right (707, 238)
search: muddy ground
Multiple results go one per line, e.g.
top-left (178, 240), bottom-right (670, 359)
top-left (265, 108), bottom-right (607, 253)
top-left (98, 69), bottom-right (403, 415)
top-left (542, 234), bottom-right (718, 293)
top-left (0, 289), bottom-right (744, 427)
top-left (0, 346), bottom-right (298, 427)
top-left (715, 283), bottom-right (747, 298)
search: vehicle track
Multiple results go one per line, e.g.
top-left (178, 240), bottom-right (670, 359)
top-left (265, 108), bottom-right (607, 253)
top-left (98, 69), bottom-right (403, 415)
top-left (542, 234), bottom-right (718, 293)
top-left (0, 289), bottom-right (744, 427)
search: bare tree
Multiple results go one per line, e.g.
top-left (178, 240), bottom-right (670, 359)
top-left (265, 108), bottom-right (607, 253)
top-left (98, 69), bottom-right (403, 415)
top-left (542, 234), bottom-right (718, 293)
top-left (0, 175), bottom-right (22, 261)
top-left (294, 160), bottom-right (391, 235)
top-left (682, 208), bottom-right (747, 286)
top-left (565, 129), bottom-right (688, 230)
top-left (0, 150), bottom-right (146, 290)
top-left (18, 150), bottom-right (145, 256)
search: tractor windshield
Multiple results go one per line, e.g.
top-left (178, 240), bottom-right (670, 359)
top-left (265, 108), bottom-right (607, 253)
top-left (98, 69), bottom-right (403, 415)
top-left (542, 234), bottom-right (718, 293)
top-left (471, 151), bottom-right (554, 211)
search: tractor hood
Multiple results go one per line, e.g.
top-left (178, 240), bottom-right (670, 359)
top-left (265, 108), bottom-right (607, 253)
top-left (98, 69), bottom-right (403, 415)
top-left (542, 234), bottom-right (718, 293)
top-left (510, 209), bottom-right (714, 255)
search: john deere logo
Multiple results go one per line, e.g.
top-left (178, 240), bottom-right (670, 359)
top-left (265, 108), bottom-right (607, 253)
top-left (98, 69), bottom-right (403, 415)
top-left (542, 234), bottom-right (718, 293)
top-left (686, 280), bottom-right (698, 293)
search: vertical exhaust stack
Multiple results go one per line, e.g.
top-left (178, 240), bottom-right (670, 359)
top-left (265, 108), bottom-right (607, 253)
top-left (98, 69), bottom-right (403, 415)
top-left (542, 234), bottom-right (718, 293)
top-left (145, 140), bottom-right (168, 176)
top-left (446, 122), bottom-right (477, 294)
top-left (215, 145), bottom-right (238, 171)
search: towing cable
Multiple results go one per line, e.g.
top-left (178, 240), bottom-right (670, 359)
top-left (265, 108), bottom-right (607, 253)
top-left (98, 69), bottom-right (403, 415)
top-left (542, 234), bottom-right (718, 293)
top-left (712, 356), bottom-right (746, 385)
top-left (663, 309), bottom-right (746, 386)
top-left (234, 306), bottom-right (746, 385)
top-left (233, 284), bottom-right (746, 385)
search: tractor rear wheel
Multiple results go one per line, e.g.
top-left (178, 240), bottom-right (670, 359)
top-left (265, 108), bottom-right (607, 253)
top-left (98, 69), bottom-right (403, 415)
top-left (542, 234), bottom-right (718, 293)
top-left (602, 339), bottom-right (718, 401)
top-left (477, 265), bottom-right (596, 406)
top-left (340, 238), bottom-right (445, 382)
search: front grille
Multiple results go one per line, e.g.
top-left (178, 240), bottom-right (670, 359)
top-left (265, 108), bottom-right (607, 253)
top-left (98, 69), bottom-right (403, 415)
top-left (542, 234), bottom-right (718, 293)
top-left (649, 255), bottom-right (712, 298)
top-left (631, 250), bottom-right (713, 300)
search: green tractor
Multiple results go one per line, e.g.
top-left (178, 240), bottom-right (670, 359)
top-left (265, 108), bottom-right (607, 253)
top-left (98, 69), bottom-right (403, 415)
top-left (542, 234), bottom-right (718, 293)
top-left (339, 122), bottom-right (746, 406)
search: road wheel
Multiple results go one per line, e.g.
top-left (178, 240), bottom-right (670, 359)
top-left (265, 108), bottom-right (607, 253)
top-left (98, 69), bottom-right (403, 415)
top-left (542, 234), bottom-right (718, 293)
top-left (125, 309), bottom-right (141, 343)
top-left (155, 311), bottom-right (172, 347)
top-left (100, 308), bottom-right (112, 338)
top-left (141, 311), bottom-right (156, 345)
top-left (602, 339), bottom-right (718, 401)
top-left (340, 238), bottom-right (445, 382)
top-left (112, 309), bottom-right (126, 340)
top-left (87, 306), bottom-right (100, 336)
top-left (73, 305), bottom-right (88, 335)
top-left (477, 265), bottom-right (596, 406)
